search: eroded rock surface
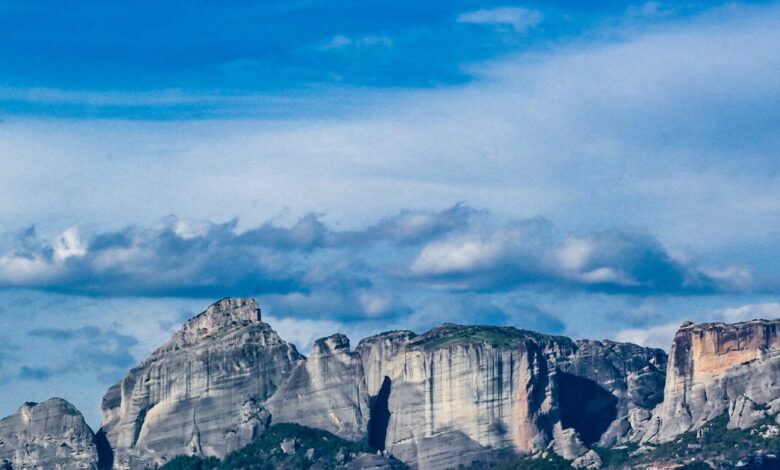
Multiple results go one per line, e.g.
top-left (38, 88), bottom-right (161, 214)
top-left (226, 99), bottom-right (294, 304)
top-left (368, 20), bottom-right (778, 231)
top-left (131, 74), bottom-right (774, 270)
top-left (638, 319), bottom-right (780, 443)
top-left (265, 334), bottom-right (370, 441)
top-left (0, 398), bottom-right (98, 470)
top-left (560, 339), bottom-right (667, 446)
top-left (0, 297), bottom-right (669, 470)
top-left (356, 324), bottom-right (665, 469)
top-left (100, 298), bottom-right (304, 469)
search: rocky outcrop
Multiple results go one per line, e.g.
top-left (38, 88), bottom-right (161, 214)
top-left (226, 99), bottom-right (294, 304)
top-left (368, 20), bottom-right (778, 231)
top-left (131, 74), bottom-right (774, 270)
top-left (638, 319), bottom-right (780, 443)
top-left (560, 340), bottom-right (667, 446)
top-left (265, 334), bottom-right (370, 441)
top-left (99, 298), bottom-right (305, 470)
top-left (1, 297), bottom-right (672, 470)
top-left (356, 324), bottom-right (666, 470)
top-left (0, 398), bottom-right (98, 470)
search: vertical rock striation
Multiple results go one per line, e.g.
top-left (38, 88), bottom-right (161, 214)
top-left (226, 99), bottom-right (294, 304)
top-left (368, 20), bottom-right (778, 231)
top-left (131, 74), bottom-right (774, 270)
top-left (356, 324), bottom-right (666, 470)
top-left (638, 319), bottom-right (780, 443)
top-left (0, 297), bottom-right (665, 469)
top-left (0, 398), bottom-right (98, 470)
top-left (100, 298), bottom-right (305, 469)
top-left (265, 333), bottom-right (370, 441)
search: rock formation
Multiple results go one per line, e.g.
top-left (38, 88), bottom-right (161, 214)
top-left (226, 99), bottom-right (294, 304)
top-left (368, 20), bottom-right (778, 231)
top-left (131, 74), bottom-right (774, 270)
top-left (637, 319), bottom-right (780, 443)
top-left (0, 398), bottom-right (98, 470)
top-left (265, 333), bottom-right (370, 441)
top-left (0, 297), bottom-right (714, 470)
top-left (560, 339), bottom-right (667, 446)
top-left (99, 298), bottom-right (305, 469)
top-left (356, 323), bottom-right (666, 470)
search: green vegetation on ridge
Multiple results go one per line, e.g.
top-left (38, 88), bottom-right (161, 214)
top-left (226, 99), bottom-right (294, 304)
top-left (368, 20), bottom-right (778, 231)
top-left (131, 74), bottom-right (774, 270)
top-left (153, 423), bottom-right (382, 470)
top-left (411, 324), bottom-right (569, 350)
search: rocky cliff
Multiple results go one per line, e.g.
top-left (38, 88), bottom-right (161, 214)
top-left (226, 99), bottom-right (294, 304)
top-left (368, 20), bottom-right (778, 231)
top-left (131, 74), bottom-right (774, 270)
top-left (355, 324), bottom-right (666, 470)
top-left (638, 319), bottom-right (780, 443)
top-left (99, 298), bottom-right (305, 470)
top-left (265, 333), bottom-right (370, 441)
top-left (0, 398), bottom-right (98, 470)
top-left (5, 297), bottom-right (737, 470)
top-left (561, 339), bottom-right (667, 447)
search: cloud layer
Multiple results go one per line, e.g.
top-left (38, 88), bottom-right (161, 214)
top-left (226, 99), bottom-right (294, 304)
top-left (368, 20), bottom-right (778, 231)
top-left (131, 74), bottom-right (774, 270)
top-left (0, 207), bottom-right (757, 306)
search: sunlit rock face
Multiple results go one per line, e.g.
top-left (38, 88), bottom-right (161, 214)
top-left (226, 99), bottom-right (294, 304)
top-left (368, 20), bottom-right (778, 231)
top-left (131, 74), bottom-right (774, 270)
top-left (356, 324), bottom-right (666, 470)
top-left (0, 398), bottom-right (98, 470)
top-left (638, 319), bottom-right (780, 443)
top-left (265, 333), bottom-right (371, 441)
top-left (88, 298), bottom-right (668, 469)
top-left (99, 298), bottom-right (305, 470)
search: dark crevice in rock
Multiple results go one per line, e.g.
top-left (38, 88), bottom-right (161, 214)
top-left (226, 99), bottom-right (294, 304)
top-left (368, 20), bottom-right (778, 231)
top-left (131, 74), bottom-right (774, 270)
top-left (95, 428), bottom-right (114, 470)
top-left (557, 371), bottom-right (618, 446)
top-left (368, 376), bottom-right (392, 451)
top-left (132, 406), bottom-right (150, 448)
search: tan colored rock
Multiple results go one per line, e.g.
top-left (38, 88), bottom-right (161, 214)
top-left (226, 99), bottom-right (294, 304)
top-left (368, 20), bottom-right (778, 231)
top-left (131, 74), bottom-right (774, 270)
top-left (639, 319), bottom-right (780, 442)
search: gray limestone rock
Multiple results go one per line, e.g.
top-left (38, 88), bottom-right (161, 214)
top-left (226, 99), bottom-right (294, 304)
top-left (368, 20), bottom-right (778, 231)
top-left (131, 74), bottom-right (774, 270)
top-left (0, 398), bottom-right (98, 470)
top-left (356, 323), bottom-right (666, 469)
top-left (572, 449), bottom-right (603, 469)
top-left (99, 298), bottom-right (304, 469)
top-left (0, 297), bottom-right (668, 470)
top-left (558, 339), bottom-right (667, 446)
top-left (265, 334), bottom-right (370, 441)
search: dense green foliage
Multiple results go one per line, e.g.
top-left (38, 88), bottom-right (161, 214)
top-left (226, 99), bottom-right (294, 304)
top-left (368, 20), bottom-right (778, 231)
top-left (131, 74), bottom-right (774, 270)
top-left (412, 324), bottom-right (566, 350)
top-left (152, 412), bottom-right (780, 470)
top-left (498, 413), bottom-right (780, 469)
top-left (592, 443), bottom-right (638, 467)
top-left (154, 456), bottom-right (220, 470)
top-left (629, 413), bottom-right (780, 466)
top-left (154, 423), bottom-right (379, 470)
top-left (492, 453), bottom-right (574, 470)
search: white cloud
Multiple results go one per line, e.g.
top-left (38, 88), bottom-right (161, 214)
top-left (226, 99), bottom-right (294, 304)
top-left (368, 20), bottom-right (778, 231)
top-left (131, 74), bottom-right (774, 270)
top-left (410, 236), bottom-right (503, 275)
top-left (319, 34), bottom-right (393, 50)
top-left (618, 301), bottom-right (780, 350)
top-left (457, 6), bottom-right (543, 33)
top-left (1, 4), bottom-right (779, 274)
top-left (722, 302), bottom-right (780, 323)
top-left (557, 238), bottom-right (593, 271)
top-left (616, 321), bottom-right (680, 350)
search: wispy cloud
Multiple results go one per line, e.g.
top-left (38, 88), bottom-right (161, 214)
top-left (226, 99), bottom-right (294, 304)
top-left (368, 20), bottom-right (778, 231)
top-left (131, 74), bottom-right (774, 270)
top-left (721, 302), bottom-right (780, 323)
top-left (319, 34), bottom-right (394, 50)
top-left (456, 6), bottom-right (543, 33)
top-left (616, 321), bottom-right (681, 350)
top-left (616, 301), bottom-right (780, 350)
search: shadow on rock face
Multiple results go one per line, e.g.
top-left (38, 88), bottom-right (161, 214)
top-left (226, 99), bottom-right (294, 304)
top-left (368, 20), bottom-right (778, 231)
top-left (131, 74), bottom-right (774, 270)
top-left (96, 428), bottom-right (114, 470)
top-left (368, 376), bottom-right (392, 451)
top-left (557, 371), bottom-right (618, 446)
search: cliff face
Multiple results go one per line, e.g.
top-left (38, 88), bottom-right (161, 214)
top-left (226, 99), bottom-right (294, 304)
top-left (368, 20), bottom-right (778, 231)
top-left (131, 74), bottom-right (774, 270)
top-left (0, 398), bottom-right (98, 470)
top-left (0, 298), bottom-right (672, 470)
top-left (638, 319), bottom-right (780, 443)
top-left (265, 334), bottom-right (370, 441)
top-left (561, 340), bottom-right (667, 446)
top-left (100, 298), bottom-right (305, 470)
top-left (355, 324), bottom-right (666, 470)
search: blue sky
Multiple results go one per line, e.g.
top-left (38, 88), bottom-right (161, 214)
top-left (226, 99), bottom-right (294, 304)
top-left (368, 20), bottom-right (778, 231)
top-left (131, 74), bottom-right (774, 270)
top-left (1, 0), bottom-right (780, 426)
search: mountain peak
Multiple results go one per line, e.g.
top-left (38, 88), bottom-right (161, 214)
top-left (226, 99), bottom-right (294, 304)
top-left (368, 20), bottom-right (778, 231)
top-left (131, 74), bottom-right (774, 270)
top-left (179, 297), bottom-right (261, 342)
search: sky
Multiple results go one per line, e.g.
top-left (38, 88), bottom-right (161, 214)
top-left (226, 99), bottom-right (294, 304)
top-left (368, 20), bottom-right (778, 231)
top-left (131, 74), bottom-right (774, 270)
top-left (1, 0), bottom-right (780, 427)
